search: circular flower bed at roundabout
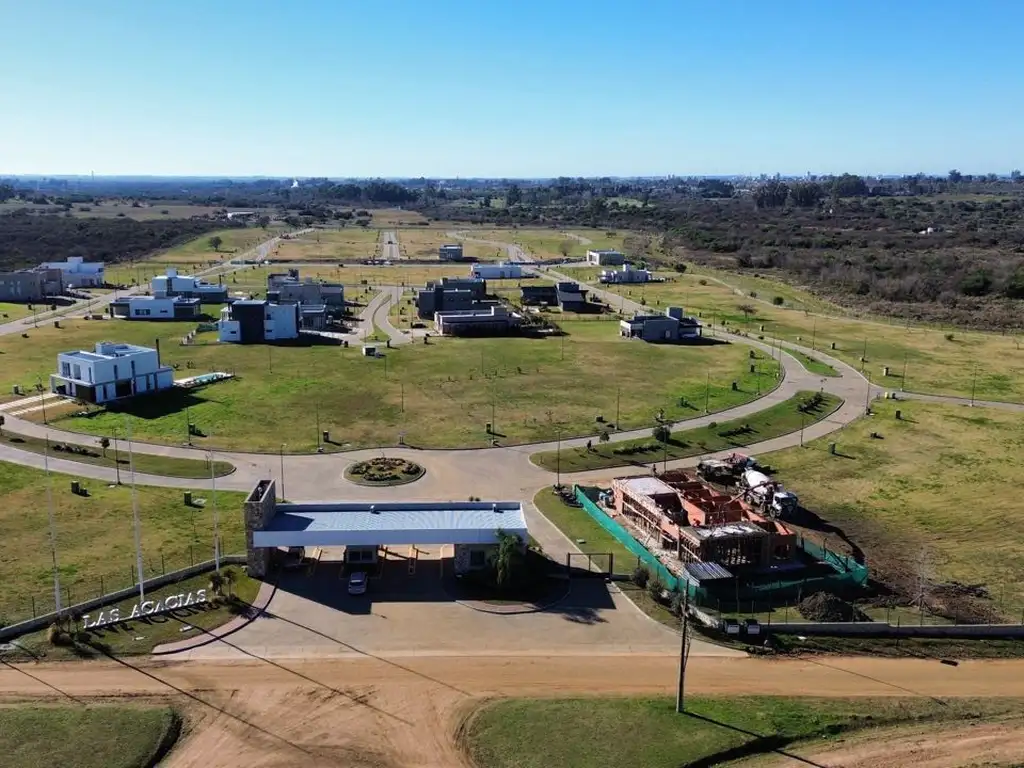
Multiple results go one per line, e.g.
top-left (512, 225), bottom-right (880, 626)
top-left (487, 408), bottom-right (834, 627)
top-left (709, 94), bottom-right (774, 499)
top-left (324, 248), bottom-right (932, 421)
top-left (344, 457), bottom-right (426, 487)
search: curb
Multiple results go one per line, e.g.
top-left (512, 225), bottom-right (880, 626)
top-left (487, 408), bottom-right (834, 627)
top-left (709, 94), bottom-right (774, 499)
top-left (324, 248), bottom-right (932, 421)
top-left (151, 579), bottom-right (278, 655)
top-left (451, 579), bottom-right (573, 615)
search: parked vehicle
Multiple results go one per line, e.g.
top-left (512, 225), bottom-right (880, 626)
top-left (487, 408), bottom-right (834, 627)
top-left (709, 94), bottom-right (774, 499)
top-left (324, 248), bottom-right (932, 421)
top-left (347, 571), bottom-right (368, 595)
top-left (697, 452), bottom-right (757, 485)
top-left (744, 618), bottom-right (761, 636)
top-left (741, 469), bottom-right (798, 518)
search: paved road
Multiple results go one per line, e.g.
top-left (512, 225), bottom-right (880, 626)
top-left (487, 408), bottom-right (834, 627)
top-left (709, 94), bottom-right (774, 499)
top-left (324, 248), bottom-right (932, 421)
top-left (447, 231), bottom-right (535, 263)
top-left (369, 285), bottom-right (412, 346)
top-left (380, 230), bottom-right (401, 261)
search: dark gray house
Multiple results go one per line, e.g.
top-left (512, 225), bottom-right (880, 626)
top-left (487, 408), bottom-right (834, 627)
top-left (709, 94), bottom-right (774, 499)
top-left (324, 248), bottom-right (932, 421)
top-left (556, 281), bottom-right (591, 312)
top-left (521, 285), bottom-right (558, 306)
top-left (620, 306), bottom-right (702, 342)
top-left (416, 277), bottom-right (487, 319)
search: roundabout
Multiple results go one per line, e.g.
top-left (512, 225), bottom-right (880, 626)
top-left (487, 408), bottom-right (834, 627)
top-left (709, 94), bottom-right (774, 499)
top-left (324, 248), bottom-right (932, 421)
top-left (344, 456), bottom-right (425, 486)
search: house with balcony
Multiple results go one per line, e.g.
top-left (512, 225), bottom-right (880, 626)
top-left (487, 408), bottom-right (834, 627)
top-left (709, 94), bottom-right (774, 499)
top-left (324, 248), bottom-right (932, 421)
top-left (38, 256), bottom-right (104, 288)
top-left (50, 342), bottom-right (174, 404)
top-left (151, 268), bottom-right (228, 303)
top-left (108, 295), bottom-right (201, 321)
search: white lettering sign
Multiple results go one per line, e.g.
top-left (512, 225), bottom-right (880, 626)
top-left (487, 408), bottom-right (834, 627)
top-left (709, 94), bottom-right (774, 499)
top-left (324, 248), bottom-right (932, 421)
top-left (82, 589), bottom-right (208, 630)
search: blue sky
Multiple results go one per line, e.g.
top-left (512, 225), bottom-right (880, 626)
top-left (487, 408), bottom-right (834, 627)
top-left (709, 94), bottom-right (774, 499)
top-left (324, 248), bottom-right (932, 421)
top-left (1, 0), bottom-right (1022, 177)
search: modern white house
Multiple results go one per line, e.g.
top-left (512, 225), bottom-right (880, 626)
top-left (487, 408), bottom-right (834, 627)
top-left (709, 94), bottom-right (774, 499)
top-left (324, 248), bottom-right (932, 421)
top-left (586, 249), bottom-right (626, 266)
top-left (108, 295), bottom-right (201, 321)
top-left (50, 342), bottom-right (174, 404)
top-left (470, 262), bottom-right (524, 280)
top-left (218, 300), bottom-right (299, 343)
top-left (599, 263), bottom-right (651, 284)
top-left (39, 256), bottom-right (105, 288)
top-left (151, 268), bottom-right (228, 303)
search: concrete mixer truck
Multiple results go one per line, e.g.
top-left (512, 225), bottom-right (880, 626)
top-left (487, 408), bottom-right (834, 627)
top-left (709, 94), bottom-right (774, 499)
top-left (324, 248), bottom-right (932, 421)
top-left (740, 469), bottom-right (799, 519)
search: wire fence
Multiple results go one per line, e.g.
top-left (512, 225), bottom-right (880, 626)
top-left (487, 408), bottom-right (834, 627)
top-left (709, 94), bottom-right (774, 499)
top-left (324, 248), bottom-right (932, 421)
top-left (1, 543), bottom-right (240, 628)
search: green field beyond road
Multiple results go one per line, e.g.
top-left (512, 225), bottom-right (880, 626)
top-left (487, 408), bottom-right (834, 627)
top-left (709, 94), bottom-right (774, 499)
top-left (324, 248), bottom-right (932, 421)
top-left (2, 316), bottom-right (778, 451)
top-left (0, 706), bottom-right (178, 768)
top-left (467, 696), bottom-right (1020, 768)
top-left (532, 391), bottom-right (841, 472)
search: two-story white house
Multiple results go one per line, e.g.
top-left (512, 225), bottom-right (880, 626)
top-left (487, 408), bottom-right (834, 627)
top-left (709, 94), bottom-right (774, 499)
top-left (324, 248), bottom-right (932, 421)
top-left (218, 300), bottom-right (299, 343)
top-left (38, 256), bottom-right (105, 288)
top-left (151, 268), bottom-right (228, 303)
top-left (50, 342), bottom-right (174, 404)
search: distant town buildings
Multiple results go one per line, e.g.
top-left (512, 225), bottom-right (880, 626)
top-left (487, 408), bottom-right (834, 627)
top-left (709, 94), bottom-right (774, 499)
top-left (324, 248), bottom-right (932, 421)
top-left (218, 300), bottom-right (299, 343)
top-left (438, 244), bottom-right (464, 262)
top-left (50, 342), bottom-right (173, 404)
top-left (152, 268), bottom-right (228, 303)
top-left (586, 249), bottom-right (626, 266)
top-left (620, 307), bottom-right (702, 342)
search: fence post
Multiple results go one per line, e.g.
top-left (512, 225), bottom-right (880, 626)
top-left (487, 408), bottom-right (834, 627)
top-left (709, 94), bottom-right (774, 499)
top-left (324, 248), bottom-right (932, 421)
top-left (100, 576), bottom-right (104, 597)
top-left (161, 552), bottom-right (166, 574)
top-left (31, 595), bottom-right (36, 618)
top-left (65, 585), bottom-right (71, 608)
top-left (189, 545), bottom-right (194, 567)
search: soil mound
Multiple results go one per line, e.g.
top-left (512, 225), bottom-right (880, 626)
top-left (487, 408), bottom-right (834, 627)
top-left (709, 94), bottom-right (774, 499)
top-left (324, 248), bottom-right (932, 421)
top-left (797, 592), bottom-right (870, 622)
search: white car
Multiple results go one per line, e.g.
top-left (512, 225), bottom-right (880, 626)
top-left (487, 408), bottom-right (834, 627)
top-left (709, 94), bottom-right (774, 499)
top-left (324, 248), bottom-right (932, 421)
top-left (347, 571), bottom-right (368, 595)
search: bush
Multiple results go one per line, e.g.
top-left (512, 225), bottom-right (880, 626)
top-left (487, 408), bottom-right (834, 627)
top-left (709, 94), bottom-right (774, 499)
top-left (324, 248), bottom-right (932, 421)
top-left (698, 278), bottom-right (708, 286)
top-left (647, 576), bottom-right (665, 602)
top-left (632, 565), bottom-right (650, 588)
top-left (772, 295), bottom-right (785, 305)
top-left (944, 332), bottom-right (955, 342)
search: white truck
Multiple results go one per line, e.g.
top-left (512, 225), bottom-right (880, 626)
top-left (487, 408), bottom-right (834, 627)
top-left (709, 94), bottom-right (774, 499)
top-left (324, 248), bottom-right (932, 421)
top-left (741, 469), bottom-right (798, 518)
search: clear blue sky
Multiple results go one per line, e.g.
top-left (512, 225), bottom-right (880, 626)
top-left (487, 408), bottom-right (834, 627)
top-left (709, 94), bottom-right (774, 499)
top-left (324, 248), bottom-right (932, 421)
top-left (1, 0), bottom-right (1022, 178)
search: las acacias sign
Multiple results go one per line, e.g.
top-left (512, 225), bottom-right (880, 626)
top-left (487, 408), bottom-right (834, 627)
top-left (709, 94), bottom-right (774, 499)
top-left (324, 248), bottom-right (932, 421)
top-left (81, 588), bottom-right (209, 630)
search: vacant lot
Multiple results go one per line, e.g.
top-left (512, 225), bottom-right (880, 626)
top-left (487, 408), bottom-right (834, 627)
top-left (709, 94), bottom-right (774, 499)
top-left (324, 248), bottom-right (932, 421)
top-left (3, 315), bottom-right (773, 451)
top-left (223, 263), bottom-right (470, 298)
top-left (577, 269), bottom-right (1024, 402)
top-left (769, 399), bottom-right (1024, 619)
top-left (532, 390), bottom-right (836, 472)
top-left (0, 705), bottom-right (178, 768)
top-left (368, 207), bottom-right (429, 227)
top-left (472, 228), bottom-right (626, 260)
top-left (467, 695), bottom-right (1020, 768)
top-left (0, 460), bottom-right (245, 623)
top-left (270, 227), bottom-right (380, 262)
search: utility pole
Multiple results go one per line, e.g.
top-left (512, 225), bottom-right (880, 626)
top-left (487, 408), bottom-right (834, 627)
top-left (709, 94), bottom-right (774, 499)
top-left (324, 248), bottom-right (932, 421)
top-left (210, 452), bottom-right (220, 573)
top-left (901, 349), bottom-right (909, 392)
top-left (401, 380), bottom-right (405, 413)
top-left (43, 437), bottom-right (62, 617)
top-left (615, 386), bottom-right (621, 431)
top-left (126, 417), bottom-right (145, 602)
top-left (810, 318), bottom-right (816, 351)
top-left (556, 428), bottom-right (562, 490)
top-left (185, 406), bottom-right (192, 446)
top-left (800, 409), bottom-right (806, 447)
top-left (561, 330), bottom-right (565, 361)
top-left (676, 590), bottom-right (691, 714)
top-left (268, 345), bottom-right (273, 374)
top-left (970, 363), bottom-right (978, 407)
top-left (704, 371), bottom-right (710, 414)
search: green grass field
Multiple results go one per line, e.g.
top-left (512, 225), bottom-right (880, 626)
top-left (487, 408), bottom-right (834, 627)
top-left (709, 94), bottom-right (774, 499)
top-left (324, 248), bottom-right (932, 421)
top-left (471, 228), bottom-right (625, 260)
top-left (569, 268), bottom-right (1024, 402)
top-left (1, 315), bottom-right (775, 451)
top-left (0, 302), bottom-right (36, 322)
top-left (767, 399), bottom-right (1024, 618)
top-left (467, 696), bottom-right (1017, 768)
top-left (531, 391), bottom-right (839, 472)
top-left (0, 705), bottom-right (178, 768)
top-left (0, 460), bottom-right (245, 623)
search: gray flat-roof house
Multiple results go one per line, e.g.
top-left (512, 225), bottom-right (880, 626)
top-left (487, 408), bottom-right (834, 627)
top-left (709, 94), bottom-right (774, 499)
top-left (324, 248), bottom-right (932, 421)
top-left (434, 305), bottom-right (522, 336)
top-left (0, 269), bottom-right (63, 303)
top-left (600, 263), bottom-right (651, 284)
top-left (438, 244), bottom-right (464, 261)
top-left (109, 295), bottom-right (201, 321)
top-left (416, 277), bottom-right (487, 319)
top-left (587, 249), bottom-right (626, 266)
top-left (620, 306), bottom-right (702, 342)
top-left (267, 277), bottom-right (344, 310)
top-left (556, 281), bottom-right (591, 312)
top-left (521, 285), bottom-right (558, 306)
top-left (50, 342), bottom-right (174, 404)
top-left (152, 269), bottom-right (228, 303)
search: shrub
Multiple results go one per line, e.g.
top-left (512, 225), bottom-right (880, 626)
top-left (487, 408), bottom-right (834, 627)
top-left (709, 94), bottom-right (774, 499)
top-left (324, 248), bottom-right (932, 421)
top-left (647, 576), bottom-right (665, 602)
top-left (944, 332), bottom-right (955, 342)
top-left (652, 424), bottom-right (671, 443)
top-left (632, 565), bottom-right (650, 588)
top-left (707, 421), bottom-right (717, 429)
top-left (772, 295), bottom-right (785, 306)
top-left (698, 278), bottom-right (708, 286)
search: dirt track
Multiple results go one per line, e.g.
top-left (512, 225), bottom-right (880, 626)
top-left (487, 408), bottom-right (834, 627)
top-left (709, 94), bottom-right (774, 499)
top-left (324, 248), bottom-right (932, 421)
top-left (4, 655), bottom-right (1024, 767)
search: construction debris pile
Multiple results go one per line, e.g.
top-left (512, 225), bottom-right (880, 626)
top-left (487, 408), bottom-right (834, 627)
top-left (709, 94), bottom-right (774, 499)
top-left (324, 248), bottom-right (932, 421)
top-left (797, 592), bottom-right (870, 623)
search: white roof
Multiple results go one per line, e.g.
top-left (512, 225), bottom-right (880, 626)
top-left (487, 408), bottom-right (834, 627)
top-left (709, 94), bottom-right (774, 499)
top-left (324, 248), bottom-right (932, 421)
top-left (619, 476), bottom-right (677, 497)
top-left (253, 501), bottom-right (527, 548)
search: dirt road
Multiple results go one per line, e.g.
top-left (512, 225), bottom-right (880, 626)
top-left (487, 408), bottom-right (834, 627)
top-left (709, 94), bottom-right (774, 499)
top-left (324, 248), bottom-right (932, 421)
top-left (4, 654), bottom-right (1024, 767)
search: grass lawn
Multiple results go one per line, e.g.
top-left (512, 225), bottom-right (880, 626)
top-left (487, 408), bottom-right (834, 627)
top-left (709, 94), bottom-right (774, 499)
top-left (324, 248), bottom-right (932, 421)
top-left (471, 228), bottom-right (625, 260)
top-left (766, 399), bottom-right (1024, 618)
top-left (271, 227), bottom-right (380, 261)
top-left (0, 705), bottom-right (178, 768)
top-left (3, 315), bottom-right (776, 451)
top-left (466, 695), bottom-right (1018, 768)
top-left (9, 570), bottom-right (262, 659)
top-left (0, 302), bottom-right (35, 322)
top-left (591, 270), bottom-right (1024, 402)
top-left (0, 460), bottom-right (246, 624)
top-left (533, 488), bottom-right (637, 575)
top-left (791, 349), bottom-right (839, 377)
top-left (0, 430), bottom-right (233, 478)
top-left (532, 391), bottom-right (840, 473)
